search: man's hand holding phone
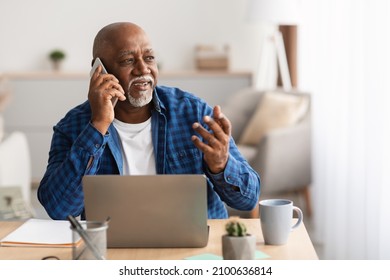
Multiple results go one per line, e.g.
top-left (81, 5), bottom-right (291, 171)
top-left (88, 58), bottom-right (126, 135)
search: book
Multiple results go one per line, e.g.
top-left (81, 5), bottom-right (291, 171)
top-left (0, 218), bottom-right (76, 248)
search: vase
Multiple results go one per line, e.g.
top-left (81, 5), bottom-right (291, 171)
top-left (51, 60), bottom-right (62, 72)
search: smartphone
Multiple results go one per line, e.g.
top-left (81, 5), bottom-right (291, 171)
top-left (90, 57), bottom-right (118, 107)
top-left (90, 57), bottom-right (107, 77)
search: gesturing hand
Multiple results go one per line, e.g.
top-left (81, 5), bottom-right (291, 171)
top-left (191, 105), bottom-right (232, 174)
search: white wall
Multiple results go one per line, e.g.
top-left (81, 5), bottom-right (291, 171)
top-left (0, 0), bottom-right (265, 73)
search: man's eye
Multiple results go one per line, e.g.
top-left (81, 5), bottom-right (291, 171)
top-left (121, 58), bottom-right (134, 64)
top-left (145, 56), bottom-right (155, 62)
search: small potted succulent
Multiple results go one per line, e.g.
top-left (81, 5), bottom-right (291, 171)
top-left (222, 218), bottom-right (256, 260)
top-left (49, 49), bottom-right (66, 71)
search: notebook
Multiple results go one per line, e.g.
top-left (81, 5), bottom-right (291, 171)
top-left (0, 219), bottom-right (75, 248)
top-left (82, 174), bottom-right (209, 248)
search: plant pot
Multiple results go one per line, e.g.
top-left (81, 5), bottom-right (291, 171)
top-left (51, 60), bottom-right (62, 71)
top-left (222, 234), bottom-right (256, 260)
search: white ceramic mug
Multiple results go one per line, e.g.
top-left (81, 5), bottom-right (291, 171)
top-left (259, 199), bottom-right (303, 245)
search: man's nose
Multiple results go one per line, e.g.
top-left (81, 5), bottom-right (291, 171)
top-left (134, 60), bottom-right (151, 75)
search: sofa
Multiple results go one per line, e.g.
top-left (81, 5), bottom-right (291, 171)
top-left (222, 87), bottom-right (312, 217)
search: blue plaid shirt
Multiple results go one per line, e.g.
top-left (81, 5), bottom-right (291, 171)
top-left (38, 86), bottom-right (260, 220)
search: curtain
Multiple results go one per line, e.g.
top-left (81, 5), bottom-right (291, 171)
top-left (298, 0), bottom-right (390, 259)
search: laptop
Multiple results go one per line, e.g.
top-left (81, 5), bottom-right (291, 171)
top-left (82, 174), bottom-right (209, 248)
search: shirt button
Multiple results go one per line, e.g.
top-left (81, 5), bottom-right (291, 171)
top-left (95, 144), bottom-right (100, 148)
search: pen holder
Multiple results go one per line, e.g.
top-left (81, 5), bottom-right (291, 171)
top-left (71, 221), bottom-right (108, 260)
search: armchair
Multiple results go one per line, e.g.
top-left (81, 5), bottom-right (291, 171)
top-left (223, 88), bottom-right (312, 218)
top-left (0, 131), bottom-right (33, 219)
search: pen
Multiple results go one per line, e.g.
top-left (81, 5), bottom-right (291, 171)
top-left (67, 215), bottom-right (106, 260)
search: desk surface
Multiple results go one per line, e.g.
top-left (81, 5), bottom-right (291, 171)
top-left (0, 219), bottom-right (318, 260)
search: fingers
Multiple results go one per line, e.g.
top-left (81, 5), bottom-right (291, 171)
top-left (101, 81), bottom-right (126, 102)
top-left (191, 106), bottom-right (232, 147)
top-left (193, 110), bottom-right (230, 142)
top-left (202, 116), bottom-right (227, 145)
top-left (100, 87), bottom-right (125, 103)
top-left (191, 118), bottom-right (228, 156)
top-left (213, 105), bottom-right (231, 136)
top-left (92, 71), bottom-right (122, 92)
top-left (213, 105), bottom-right (223, 118)
top-left (192, 106), bottom-right (231, 174)
top-left (92, 65), bottom-right (102, 79)
top-left (192, 122), bottom-right (219, 149)
top-left (191, 121), bottom-right (230, 174)
top-left (89, 70), bottom-right (126, 103)
top-left (191, 134), bottom-right (213, 154)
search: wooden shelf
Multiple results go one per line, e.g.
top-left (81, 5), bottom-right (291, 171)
top-left (1, 70), bottom-right (252, 80)
top-left (1, 72), bottom-right (88, 80)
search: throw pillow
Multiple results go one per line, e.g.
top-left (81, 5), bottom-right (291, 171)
top-left (238, 91), bottom-right (309, 146)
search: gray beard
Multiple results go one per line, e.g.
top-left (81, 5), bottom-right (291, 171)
top-left (126, 90), bottom-right (153, 107)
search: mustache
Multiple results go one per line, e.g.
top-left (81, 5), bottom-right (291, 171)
top-left (128, 75), bottom-right (155, 89)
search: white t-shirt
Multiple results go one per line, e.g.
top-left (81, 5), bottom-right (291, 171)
top-left (112, 117), bottom-right (156, 175)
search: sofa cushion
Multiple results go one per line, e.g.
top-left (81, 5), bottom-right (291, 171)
top-left (222, 88), bottom-right (263, 141)
top-left (236, 144), bottom-right (257, 162)
top-left (238, 91), bottom-right (309, 146)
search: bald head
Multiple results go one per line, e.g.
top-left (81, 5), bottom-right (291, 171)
top-left (89, 22), bottom-right (158, 110)
top-left (92, 22), bottom-right (147, 60)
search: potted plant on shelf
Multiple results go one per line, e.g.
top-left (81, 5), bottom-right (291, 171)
top-left (222, 218), bottom-right (256, 260)
top-left (49, 49), bottom-right (66, 71)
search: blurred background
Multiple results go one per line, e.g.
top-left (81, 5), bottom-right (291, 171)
top-left (0, 0), bottom-right (389, 260)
